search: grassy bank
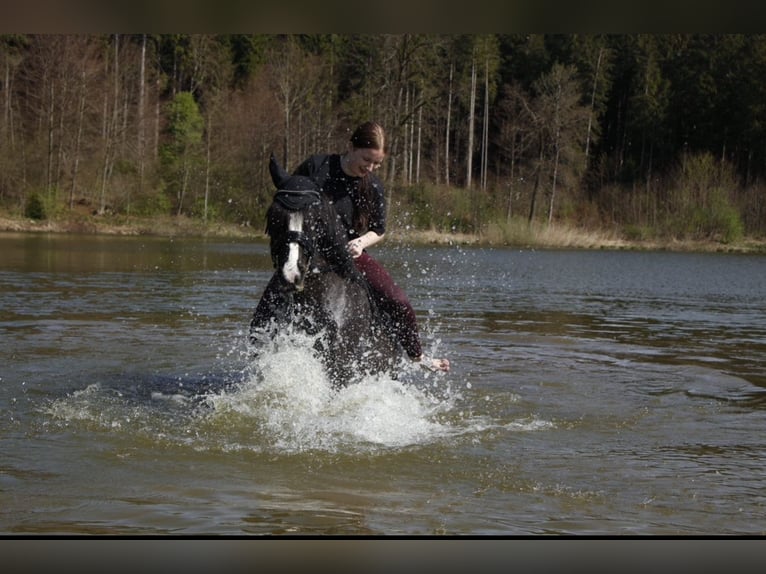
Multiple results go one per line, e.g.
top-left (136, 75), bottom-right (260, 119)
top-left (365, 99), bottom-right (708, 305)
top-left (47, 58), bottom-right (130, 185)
top-left (1, 212), bottom-right (765, 254)
top-left (0, 213), bottom-right (259, 239)
top-left (390, 219), bottom-right (766, 254)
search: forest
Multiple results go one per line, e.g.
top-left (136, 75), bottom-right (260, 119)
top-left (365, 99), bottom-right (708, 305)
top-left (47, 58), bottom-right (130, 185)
top-left (1, 34), bottom-right (765, 244)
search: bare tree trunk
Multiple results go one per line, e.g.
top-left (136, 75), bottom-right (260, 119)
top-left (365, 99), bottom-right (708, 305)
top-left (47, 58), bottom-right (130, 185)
top-left (2, 58), bottom-right (9, 145)
top-left (271, 37), bottom-right (317, 169)
top-left (408, 91), bottom-right (415, 184)
top-left (528, 138), bottom-right (544, 225)
top-left (1, 55), bottom-right (13, 201)
top-left (403, 86), bottom-right (410, 185)
top-left (445, 62), bottom-right (452, 186)
top-left (46, 80), bottom-right (54, 202)
top-left (548, 142), bottom-right (560, 224)
top-left (416, 104), bottom-right (422, 184)
top-left (55, 64), bottom-right (68, 194)
top-left (507, 134), bottom-right (516, 222)
top-left (154, 73), bottom-right (160, 159)
top-left (646, 141), bottom-right (654, 226)
top-left (100, 34), bottom-right (120, 215)
top-left (136, 33), bottom-right (146, 208)
top-left (204, 112), bottom-right (211, 221)
top-left (121, 79), bottom-right (129, 148)
top-left (69, 66), bottom-right (86, 209)
top-left (434, 117), bottom-right (440, 186)
top-left (177, 157), bottom-right (189, 216)
top-left (283, 86), bottom-right (290, 167)
top-left (584, 46), bottom-right (603, 169)
top-left (481, 55), bottom-right (489, 191)
top-left (466, 56), bottom-right (476, 189)
top-left (99, 136), bottom-right (111, 214)
top-left (548, 90), bottom-right (562, 225)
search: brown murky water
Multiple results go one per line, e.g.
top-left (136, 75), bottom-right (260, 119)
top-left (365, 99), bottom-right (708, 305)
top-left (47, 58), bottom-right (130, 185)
top-left (2, 233), bottom-right (765, 535)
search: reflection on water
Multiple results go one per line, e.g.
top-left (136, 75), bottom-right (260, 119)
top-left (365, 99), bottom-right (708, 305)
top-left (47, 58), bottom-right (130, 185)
top-left (2, 233), bottom-right (766, 535)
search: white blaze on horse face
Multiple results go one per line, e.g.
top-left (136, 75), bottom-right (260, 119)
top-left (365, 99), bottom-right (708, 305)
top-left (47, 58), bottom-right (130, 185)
top-left (282, 212), bottom-right (304, 286)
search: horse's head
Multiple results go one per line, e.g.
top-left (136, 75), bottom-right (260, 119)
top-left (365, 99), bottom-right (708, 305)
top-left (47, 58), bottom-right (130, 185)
top-left (266, 155), bottom-right (341, 292)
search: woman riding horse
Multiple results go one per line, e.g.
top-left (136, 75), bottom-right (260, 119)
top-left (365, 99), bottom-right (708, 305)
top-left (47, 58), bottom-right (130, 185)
top-left (250, 155), bottom-right (400, 387)
top-left (255, 121), bottom-right (449, 374)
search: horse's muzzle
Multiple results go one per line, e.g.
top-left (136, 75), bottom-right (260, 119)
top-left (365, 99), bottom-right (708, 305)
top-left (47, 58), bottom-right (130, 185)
top-left (278, 266), bottom-right (305, 292)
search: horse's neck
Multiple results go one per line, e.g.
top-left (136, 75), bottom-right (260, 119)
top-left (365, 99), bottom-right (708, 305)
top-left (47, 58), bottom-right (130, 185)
top-left (307, 250), bottom-right (360, 287)
top-left (313, 203), bottom-right (357, 277)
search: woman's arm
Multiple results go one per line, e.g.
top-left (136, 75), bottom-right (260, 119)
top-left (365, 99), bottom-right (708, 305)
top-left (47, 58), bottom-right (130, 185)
top-left (347, 230), bottom-right (383, 258)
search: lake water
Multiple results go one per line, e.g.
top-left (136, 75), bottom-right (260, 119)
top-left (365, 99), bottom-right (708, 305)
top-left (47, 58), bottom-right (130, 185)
top-left (2, 232), bottom-right (766, 536)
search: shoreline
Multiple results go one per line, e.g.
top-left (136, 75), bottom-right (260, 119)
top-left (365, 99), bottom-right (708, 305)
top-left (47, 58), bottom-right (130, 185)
top-left (1, 214), bottom-right (765, 254)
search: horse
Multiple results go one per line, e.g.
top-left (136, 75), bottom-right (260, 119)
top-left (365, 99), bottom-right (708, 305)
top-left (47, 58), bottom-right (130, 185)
top-left (249, 155), bottom-right (401, 388)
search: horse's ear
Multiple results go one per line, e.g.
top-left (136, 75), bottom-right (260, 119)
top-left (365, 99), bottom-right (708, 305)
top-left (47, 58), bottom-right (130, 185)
top-left (269, 153), bottom-right (291, 189)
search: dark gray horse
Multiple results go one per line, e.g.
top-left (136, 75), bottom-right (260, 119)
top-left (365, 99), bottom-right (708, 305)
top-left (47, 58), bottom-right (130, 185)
top-left (250, 156), bottom-right (401, 387)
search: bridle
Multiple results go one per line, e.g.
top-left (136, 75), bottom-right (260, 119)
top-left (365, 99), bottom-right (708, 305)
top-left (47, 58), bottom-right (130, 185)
top-left (283, 229), bottom-right (315, 261)
top-left (271, 189), bottom-right (323, 280)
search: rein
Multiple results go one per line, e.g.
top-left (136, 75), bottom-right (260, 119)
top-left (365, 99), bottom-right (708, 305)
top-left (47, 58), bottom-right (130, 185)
top-left (269, 187), bottom-right (350, 277)
top-left (284, 229), bottom-right (315, 259)
top-left (270, 189), bottom-right (323, 268)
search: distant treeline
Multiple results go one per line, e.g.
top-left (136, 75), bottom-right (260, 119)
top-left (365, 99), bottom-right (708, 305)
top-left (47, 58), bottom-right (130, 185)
top-left (1, 34), bottom-right (764, 242)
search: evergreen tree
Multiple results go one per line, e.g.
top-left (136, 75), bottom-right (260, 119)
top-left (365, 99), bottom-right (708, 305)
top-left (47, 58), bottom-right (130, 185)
top-left (161, 91), bottom-right (203, 216)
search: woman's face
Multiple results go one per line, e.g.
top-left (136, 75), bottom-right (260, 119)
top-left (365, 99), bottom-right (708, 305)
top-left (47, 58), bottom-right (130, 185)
top-left (345, 146), bottom-right (385, 177)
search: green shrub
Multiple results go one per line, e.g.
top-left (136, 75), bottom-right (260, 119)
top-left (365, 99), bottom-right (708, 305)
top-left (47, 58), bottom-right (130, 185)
top-left (131, 189), bottom-right (173, 217)
top-left (190, 197), bottom-right (220, 221)
top-left (484, 218), bottom-right (534, 244)
top-left (699, 191), bottom-right (744, 243)
top-left (394, 182), bottom-right (482, 234)
top-left (622, 224), bottom-right (653, 241)
top-left (24, 193), bottom-right (46, 220)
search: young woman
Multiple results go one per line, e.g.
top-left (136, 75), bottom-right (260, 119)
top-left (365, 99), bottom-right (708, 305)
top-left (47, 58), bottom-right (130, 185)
top-left (253, 121), bottom-right (449, 372)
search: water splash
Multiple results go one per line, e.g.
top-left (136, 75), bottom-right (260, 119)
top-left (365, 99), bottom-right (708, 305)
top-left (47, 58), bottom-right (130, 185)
top-left (203, 331), bottom-right (457, 453)
top-left (43, 327), bottom-right (465, 454)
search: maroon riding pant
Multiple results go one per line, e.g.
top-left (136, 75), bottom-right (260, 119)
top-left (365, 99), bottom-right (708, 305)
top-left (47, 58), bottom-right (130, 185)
top-left (354, 252), bottom-right (422, 359)
top-left (250, 252), bottom-right (423, 359)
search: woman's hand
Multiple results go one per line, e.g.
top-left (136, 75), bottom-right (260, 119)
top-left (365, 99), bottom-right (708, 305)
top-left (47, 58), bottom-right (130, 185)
top-left (347, 238), bottom-right (364, 258)
top-left (346, 231), bottom-right (383, 259)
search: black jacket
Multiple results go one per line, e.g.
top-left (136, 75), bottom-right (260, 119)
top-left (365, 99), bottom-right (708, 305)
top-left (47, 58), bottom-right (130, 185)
top-left (293, 154), bottom-right (386, 240)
